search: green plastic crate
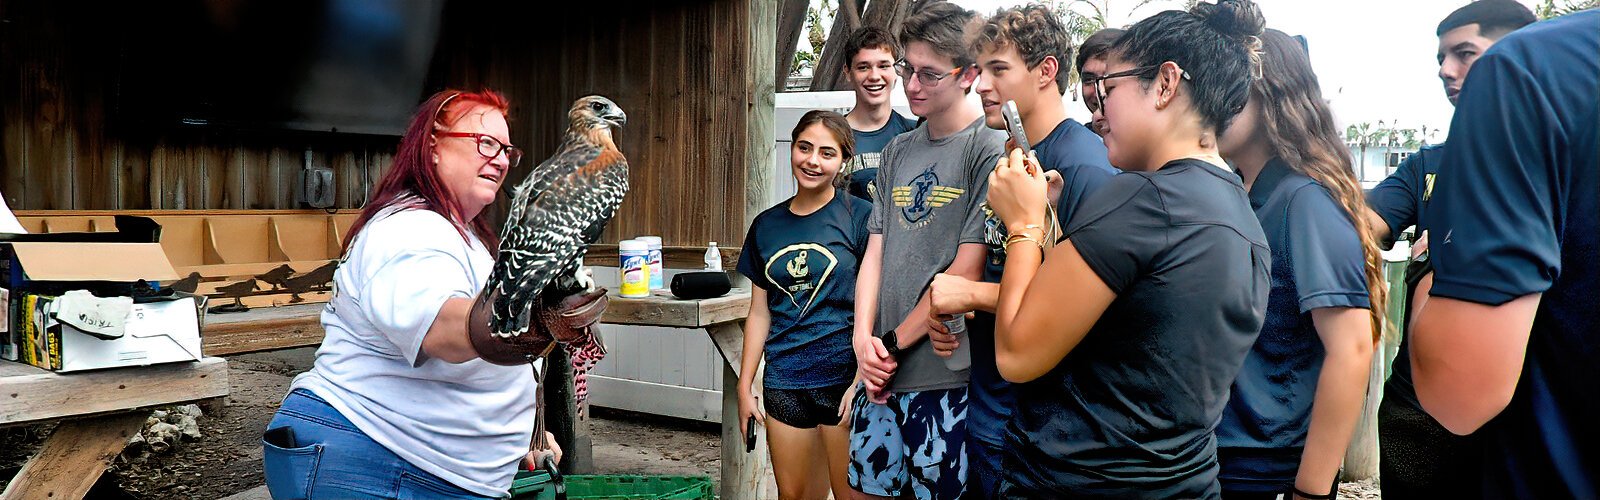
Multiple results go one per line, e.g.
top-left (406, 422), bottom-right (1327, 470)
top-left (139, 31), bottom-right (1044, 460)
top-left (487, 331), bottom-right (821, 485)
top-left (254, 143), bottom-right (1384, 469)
top-left (512, 472), bottom-right (714, 500)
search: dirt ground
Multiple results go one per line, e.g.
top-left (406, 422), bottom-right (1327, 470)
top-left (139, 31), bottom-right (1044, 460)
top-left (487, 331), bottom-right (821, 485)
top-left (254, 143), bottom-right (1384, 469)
top-left (0, 348), bottom-right (720, 499)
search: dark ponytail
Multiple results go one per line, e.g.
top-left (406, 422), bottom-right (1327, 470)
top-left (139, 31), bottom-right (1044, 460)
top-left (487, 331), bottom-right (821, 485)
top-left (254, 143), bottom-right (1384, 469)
top-left (1110, 0), bottom-right (1265, 135)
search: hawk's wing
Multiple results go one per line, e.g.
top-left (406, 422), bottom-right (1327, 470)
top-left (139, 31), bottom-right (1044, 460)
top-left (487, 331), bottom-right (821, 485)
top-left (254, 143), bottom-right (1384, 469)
top-left (487, 137), bottom-right (628, 337)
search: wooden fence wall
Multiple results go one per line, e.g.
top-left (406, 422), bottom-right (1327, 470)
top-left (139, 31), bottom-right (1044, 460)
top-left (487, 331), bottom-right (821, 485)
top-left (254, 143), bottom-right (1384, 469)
top-left (0, 0), bottom-right (771, 247)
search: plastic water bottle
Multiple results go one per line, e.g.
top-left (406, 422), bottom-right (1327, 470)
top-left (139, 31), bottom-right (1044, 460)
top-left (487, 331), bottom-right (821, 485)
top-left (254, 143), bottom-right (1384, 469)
top-left (704, 242), bottom-right (723, 271)
top-left (942, 315), bottom-right (972, 371)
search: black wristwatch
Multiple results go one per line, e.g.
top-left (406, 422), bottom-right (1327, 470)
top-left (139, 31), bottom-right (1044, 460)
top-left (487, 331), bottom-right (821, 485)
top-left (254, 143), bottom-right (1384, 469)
top-left (879, 329), bottom-right (903, 359)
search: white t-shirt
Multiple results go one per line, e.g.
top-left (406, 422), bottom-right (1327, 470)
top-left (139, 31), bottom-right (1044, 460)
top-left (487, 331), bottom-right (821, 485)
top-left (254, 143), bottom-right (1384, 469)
top-left (0, 194), bottom-right (25, 234)
top-left (291, 207), bottom-right (537, 497)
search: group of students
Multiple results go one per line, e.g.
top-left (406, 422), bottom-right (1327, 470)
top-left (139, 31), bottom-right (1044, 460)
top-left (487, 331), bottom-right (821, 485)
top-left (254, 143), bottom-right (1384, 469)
top-left (736, 0), bottom-right (1599, 499)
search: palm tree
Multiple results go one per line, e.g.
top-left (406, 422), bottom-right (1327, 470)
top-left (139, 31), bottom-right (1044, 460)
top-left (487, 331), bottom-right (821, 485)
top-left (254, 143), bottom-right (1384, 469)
top-left (1346, 122), bottom-right (1376, 174)
top-left (1053, 0), bottom-right (1192, 98)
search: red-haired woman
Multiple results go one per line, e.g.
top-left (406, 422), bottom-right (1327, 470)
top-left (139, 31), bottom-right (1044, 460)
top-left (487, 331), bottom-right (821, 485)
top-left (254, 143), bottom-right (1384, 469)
top-left (261, 89), bottom-right (558, 499)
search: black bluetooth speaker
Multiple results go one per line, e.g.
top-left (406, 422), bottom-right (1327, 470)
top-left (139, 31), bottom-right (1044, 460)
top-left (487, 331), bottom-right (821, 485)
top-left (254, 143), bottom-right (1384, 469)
top-left (670, 271), bottom-right (732, 300)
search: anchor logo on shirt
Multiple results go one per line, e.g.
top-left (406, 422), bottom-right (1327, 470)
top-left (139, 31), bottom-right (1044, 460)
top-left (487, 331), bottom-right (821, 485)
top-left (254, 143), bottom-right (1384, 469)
top-left (765, 244), bottom-right (838, 315)
top-left (787, 250), bottom-right (810, 279)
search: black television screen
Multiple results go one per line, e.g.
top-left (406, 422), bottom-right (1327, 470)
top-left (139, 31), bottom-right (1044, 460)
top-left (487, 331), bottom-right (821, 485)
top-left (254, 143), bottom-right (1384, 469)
top-left (113, 0), bottom-right (444, 136)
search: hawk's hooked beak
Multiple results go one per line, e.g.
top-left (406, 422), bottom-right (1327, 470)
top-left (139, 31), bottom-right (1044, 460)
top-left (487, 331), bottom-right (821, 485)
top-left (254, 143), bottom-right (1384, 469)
top-left (602, 109), bottom-right (627, 128)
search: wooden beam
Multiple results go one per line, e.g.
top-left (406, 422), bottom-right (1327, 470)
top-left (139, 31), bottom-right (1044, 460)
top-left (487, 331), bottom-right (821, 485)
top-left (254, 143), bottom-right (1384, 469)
top-left (0, 358), bottom-right (229, 425)
top-left (201, 304), bottom-right (327, 356)
top-left (0, 412), bottom-right (149, 500)
top-left (602, 291), bottom-right (752, 329)
top-left (808, 0), bottom-right (864, 91)
top-left (775, 0), bottom-right (810, 89)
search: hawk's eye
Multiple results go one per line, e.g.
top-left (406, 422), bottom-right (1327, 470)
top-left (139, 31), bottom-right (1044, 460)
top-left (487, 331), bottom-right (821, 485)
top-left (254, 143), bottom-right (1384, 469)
top-left (590, 101), bottom-right (605, 112)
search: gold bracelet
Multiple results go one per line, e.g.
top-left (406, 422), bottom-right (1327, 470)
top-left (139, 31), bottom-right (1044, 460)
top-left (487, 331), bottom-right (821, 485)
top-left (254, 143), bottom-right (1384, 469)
top-left (1007, 225), bottom-right (1045, 240)
top-left (1004, 234), bottom-right (1044, 252)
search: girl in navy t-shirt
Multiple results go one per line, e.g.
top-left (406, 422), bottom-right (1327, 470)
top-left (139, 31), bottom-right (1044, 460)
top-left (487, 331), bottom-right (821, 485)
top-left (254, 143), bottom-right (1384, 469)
top-left (735, 110), bottom-right (870, 500)
top-left (1215, 29), bottom-right (1384, 500)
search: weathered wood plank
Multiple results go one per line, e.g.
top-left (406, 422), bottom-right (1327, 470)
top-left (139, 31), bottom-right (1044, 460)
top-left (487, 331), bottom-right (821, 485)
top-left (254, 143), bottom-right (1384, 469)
top-left (0, 0), bottom-right (26, 212)
top-left (202, 312), bottom-right (325, 357)
top-left (0, 412), bottom-right (149, 500)
top-left (0, 358), bottom-right (230, 425)
top-left (20, 2), bottom-right (71, 211)
top-left (602, 290), bottom-right (752, 329)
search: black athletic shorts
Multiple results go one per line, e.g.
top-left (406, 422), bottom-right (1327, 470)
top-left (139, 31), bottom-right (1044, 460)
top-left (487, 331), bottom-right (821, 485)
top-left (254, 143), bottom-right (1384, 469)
top-left (763, 383), bottom-right (850, 429)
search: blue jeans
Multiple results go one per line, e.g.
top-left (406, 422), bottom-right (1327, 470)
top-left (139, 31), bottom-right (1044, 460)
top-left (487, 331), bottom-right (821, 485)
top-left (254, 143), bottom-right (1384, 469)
top-left (262, 389), bottom-right (501, 499)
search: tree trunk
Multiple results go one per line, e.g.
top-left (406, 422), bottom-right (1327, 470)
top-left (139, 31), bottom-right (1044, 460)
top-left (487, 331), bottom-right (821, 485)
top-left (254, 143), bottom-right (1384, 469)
top-left (808, 0), bottom-right (864, 91)
top-left (775, 0), bottom-right (810, 90)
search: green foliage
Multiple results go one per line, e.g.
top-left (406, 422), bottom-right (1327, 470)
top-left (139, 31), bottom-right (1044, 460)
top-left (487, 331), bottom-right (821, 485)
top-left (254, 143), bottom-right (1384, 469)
top-left (1535, 0), bottom-right (1598, 20)
top-left (790, 0), bottom-right (836, 78)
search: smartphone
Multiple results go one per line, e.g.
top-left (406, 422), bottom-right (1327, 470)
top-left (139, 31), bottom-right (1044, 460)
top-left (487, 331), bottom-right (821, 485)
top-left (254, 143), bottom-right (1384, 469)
top-left (1000, 100), bottom-right (1035, 174)
top-left (745, 415), bottom-right (757, 452)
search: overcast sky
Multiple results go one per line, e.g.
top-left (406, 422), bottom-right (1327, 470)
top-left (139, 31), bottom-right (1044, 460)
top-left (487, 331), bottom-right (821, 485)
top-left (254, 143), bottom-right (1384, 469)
top-left (940, 0), bottom-right (1545, 138)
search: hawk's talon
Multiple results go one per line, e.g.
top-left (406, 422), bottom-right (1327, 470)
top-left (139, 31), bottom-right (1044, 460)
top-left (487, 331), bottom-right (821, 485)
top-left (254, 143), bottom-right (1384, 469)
top-left (574, 267), bottom-right (596, 293)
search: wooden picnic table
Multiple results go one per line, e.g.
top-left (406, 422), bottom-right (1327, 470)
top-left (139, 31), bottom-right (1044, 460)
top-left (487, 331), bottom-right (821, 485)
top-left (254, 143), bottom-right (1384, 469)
top-left (600, 289), bottom-right (772, 500)
top-left (0, 357), bottom-right (230, 500)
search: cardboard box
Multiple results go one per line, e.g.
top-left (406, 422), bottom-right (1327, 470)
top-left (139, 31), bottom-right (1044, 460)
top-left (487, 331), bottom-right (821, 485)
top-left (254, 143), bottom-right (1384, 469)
top-left (5, 242), bottom-right (202, 372)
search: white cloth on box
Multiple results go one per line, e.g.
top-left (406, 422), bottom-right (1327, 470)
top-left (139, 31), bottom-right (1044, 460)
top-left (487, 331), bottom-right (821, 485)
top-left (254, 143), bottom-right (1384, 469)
top-left (290, 207), bottom-right (538, 497)
top-left (54, 290), bottom-right (133, 340)
top-left (0, 193), bottom-right (25, 234)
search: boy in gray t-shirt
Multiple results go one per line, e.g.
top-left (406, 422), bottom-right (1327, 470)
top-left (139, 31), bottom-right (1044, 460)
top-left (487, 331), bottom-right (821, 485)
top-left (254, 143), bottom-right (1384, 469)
top-left (845, 4), bottom-right (1000, 499)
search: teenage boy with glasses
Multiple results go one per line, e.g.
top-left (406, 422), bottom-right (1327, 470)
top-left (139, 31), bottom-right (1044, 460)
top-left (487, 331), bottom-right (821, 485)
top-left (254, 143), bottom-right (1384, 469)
top-left (924, 5), bottom-right (1116, 497)
top-left (846, 2), bottom-right (1000, 499)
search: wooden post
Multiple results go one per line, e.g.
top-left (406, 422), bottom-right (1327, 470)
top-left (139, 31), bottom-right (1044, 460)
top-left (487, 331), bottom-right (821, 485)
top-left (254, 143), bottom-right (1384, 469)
top-left (1342, 258), bottom-right (1409, 481)
top-left (747, 0), bottom-right (777, 227)
top-left (708, 322), bottom-right (776, 500)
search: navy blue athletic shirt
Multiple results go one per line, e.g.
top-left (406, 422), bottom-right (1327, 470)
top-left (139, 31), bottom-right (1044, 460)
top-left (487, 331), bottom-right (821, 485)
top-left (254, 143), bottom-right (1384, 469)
top-left (1421, 11), bottom-right (1600, 498)
top-left (736, 191), bottom-right (871, 389)
top-left (845, 111), bottom-right (919, 202)
top-left (1217, 158), bottom-right (1371, 492)
top-left (1367, 143), bottom-right (1443, 249)
top-left (969, 118), bottom-right (1115, 449)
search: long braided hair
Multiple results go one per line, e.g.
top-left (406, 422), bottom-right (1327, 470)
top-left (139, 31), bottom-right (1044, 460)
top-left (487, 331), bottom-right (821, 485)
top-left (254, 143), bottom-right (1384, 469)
top-left (1251, 29), bottom-right (1387, 342)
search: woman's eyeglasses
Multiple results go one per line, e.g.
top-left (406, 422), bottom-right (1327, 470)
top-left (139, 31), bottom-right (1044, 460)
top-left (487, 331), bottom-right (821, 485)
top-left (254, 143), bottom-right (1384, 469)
top-left (894, 60), bottom-right (968, 87)
top-left (1081, 64), bottom-right (1192, 114)
top-left (439, 132), bottom-right (523, 168)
